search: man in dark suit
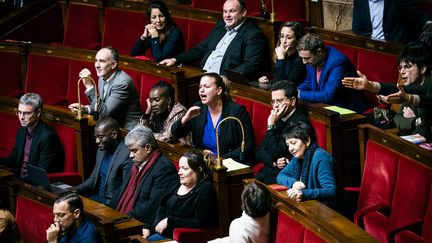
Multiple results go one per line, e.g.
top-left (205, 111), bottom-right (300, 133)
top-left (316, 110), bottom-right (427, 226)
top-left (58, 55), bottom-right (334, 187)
top-left (74, 117), bottom-right (130, 206)
top-left (255, 81), bottom-right (313, 184)
top-left (352, 0), bottom-right (431, 43)
top-left (68, 46), bottom-right (142, 130)
top-left (0, 93), bottom-right (64, 177)
top-left (159, 0), bottom-right (269, 80)
top-left (110, 125), bottom-right (178, 238)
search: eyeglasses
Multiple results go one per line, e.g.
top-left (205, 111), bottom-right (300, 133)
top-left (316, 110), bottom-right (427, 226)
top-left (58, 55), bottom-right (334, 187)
top-left (398, 64), bottom-right (414, 72)
top-left (270, 98), bottom-right (288, 106)
top-left (16, 110), bottom-right (35, 117)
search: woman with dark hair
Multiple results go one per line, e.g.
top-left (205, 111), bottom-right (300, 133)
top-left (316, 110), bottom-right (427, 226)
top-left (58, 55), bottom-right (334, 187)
top-left (171, 73), bottom-right (255, 164)
top-left (145, 150), bottom-right (218, 241)
top-left (277, 122), bottom-right (350, 216)
top-left (259, 21), bottom-right (306, 85)
top-left (139, 80), bottom-right (192, 145)
top-left (209, 182), bottom-right (272, 243)
top-left (131, 0), bottom-right (184, 62)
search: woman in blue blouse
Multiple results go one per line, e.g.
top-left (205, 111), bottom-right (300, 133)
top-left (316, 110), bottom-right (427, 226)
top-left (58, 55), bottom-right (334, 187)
top-left (276, 122), bottom-right (350, 216)
top-left (131, 0), bottom-right (184, 62)
top-left (258, 21), bottom-right (306, 86)
top-left (171, 73), bottom-right (255, 164)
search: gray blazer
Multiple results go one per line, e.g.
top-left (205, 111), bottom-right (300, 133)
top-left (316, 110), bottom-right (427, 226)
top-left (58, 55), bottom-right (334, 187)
top-left (86, 69), bottom-right (142, 130)
top-left (75, 139), bottom-right (130, 206)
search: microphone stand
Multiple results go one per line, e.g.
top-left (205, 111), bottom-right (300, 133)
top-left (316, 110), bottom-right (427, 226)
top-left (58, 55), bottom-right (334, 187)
top-left (76, 76), bottom-right (99, 121)
top-left (214, 116), bottom-right (246, 171)
top-left (270, 0), bottom-right (277, 23)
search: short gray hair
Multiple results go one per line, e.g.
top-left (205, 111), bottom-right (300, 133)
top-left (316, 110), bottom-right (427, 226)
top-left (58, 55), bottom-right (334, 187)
top-left (125, 125), bottom-right (158, 149)
top-left (19, 93), bottom-right (43, 111)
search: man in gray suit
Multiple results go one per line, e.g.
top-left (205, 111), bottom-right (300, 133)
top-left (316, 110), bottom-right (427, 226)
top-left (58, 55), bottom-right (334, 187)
top-left (74, 117), bottom-right (130, 206)
top-left (68, 46), bottom-right (142, 130)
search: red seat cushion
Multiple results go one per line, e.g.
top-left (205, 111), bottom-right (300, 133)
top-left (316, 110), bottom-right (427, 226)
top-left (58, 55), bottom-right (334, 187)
top-left (274, 210), bottom-right (306, 243)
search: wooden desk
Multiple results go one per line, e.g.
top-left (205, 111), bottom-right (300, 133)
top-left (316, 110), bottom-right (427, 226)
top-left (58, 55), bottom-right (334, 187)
top-left (8, 181), bottom-right (143, 243)
top-left (244, 179), bottom-right (377, 243)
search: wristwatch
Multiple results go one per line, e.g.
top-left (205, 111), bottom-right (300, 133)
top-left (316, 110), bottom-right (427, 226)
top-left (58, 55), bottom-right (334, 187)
top-left (267, 124), bottom-right (276, 130)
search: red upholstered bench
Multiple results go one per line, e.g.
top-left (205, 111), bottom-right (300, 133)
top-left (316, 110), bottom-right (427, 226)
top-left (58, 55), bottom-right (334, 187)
top-left (0, 51), bottom-right (23, 97)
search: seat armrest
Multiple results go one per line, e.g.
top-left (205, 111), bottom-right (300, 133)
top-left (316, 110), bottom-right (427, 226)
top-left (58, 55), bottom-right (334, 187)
top-left (387, 219), bottom-right (423, 239)
top-left (354, 202), bottom-right (390, 228)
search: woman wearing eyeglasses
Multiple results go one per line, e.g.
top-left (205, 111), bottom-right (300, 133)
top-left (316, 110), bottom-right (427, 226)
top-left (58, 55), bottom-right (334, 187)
top-left (277, 122), bottom-right (351, 217)
top-left (258, 21), bottom-right (306, 86)
top-left (131, 0), bottom-right (185, 62)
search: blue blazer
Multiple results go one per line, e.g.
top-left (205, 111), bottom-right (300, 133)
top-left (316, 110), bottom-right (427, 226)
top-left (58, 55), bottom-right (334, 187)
top-left (298, 46), bottom-right (365, 113)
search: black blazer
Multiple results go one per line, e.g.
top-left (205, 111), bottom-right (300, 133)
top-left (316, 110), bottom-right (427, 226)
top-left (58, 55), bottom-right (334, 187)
top-left (0, 121), bottom-right (64, 175)
top-left (352, 0), bottom-right (431, 42)
top-left (110, 153), bottom-right (179, 229)
top-left (74, 139), bottom-right (130, 206)
top-left (255, 108), bottom-right (312, 184)
top-left (175, 19), bottom-right (270, 80)
top-left (171, 100), bottom-right (255, 163)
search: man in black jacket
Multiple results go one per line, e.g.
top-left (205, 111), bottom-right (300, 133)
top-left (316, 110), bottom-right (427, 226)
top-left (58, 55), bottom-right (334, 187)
top-left (159, 0), bottom-right (269, 80)
top-left (0, 93), bottom-right (64, 177)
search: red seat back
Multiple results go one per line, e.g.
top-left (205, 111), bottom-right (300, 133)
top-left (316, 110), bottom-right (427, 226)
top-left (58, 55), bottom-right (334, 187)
top-left (63, 3), bottom-right (101, 50)
top-left (252, 101), bottom-right (272, 145)
top-left (357, 141), bottom-right (399, 210)
top-left (266, 0), bottom-right (307, 22)
top-left (102, 8), bottom-right (146, 55)
top-left (15, 196), bottom-right (52, 243)
top-left (0, 51), bottom-right (23, 96)
top-left (67, 60), bottom-right (95, 105)
top-left (44, 122), bottom-right (77, 173)
top-left (123, 68), bottom-right (142, 96)
top-left (139, 73), bottom-right (171, 112)
top-left (390, 156), bottom-right (432, 222)
top-left (191, 0), bottom-right (223, 10)
top-left (0, 112), bottom-right (20, 157)
top-left (25, 54), bottom-right (69, 105)
top-left (186, 20), bottom-right (215, 51)
top-left (309, 119), bottom-right (327, 151)
top-left (325, 42), bottom-right (358, 67)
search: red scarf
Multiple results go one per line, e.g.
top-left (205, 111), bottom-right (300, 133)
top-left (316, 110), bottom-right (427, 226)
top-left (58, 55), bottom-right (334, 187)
top-left (116, 149), bottom-right (162, 214)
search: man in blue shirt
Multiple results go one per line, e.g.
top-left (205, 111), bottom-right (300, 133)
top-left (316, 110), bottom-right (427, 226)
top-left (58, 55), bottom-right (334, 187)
top-left (74, 117), bottom-right (130, 206)
top-left (46, 192), bottom-right (100, 243)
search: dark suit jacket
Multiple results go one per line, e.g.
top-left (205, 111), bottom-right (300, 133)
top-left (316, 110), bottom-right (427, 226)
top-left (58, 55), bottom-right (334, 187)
top-left (255, 108), bottom-right (312, 184)
top-left (175, 19), bottom-right (269, 80)
top-left (110, 153), bottom-right (179, 229)
top-left (86, 69), bottom-right (142, 130)
top-left (352, 0), bottom-right (431, 42)
top-left (171, 100), bottom-right (255, 163)
top-left (0, 121), bottom-right (64, 175)
top-left (74, 139), bottom-right (130, 206)
top-left (379, 79), bottom-right (432, 107)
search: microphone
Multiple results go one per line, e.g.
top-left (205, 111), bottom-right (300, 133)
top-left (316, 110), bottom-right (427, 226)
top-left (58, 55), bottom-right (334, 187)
top-left (77, 76), bottom-right (99, 121)
top-left (214, 116), bottom-right (246, 171)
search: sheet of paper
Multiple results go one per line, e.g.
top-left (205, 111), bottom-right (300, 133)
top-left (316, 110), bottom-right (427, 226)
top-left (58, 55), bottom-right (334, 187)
top-left (324, 105), bottom-right (356, 115)
top-left (223, 158), bottom-right (250, 172)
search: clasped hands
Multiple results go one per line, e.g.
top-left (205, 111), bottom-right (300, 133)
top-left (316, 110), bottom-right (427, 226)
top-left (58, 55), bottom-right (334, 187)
top-left (287, 181), bottom-right (305, 202)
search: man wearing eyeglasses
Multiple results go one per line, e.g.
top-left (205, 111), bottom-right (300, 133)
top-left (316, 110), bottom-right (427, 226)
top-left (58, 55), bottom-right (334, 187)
top-left (254, 80), bottom-right (313, 184)
top-left (46, 192), bottom-right (100, 243)
top-left (0, 93), bottom-right (64, 177)
top-left (74, 117), bottom-right (130, 206)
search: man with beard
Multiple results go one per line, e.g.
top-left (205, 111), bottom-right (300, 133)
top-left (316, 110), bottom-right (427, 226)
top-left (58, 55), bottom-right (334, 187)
top-left (0, 93), bottom-right (64, 177)
top-left (46, 192), bottom-right (100, 243)
top-left (139, 81), bottom-right (192, 145)
top-left (74, 117), bottom-right (130, 206)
